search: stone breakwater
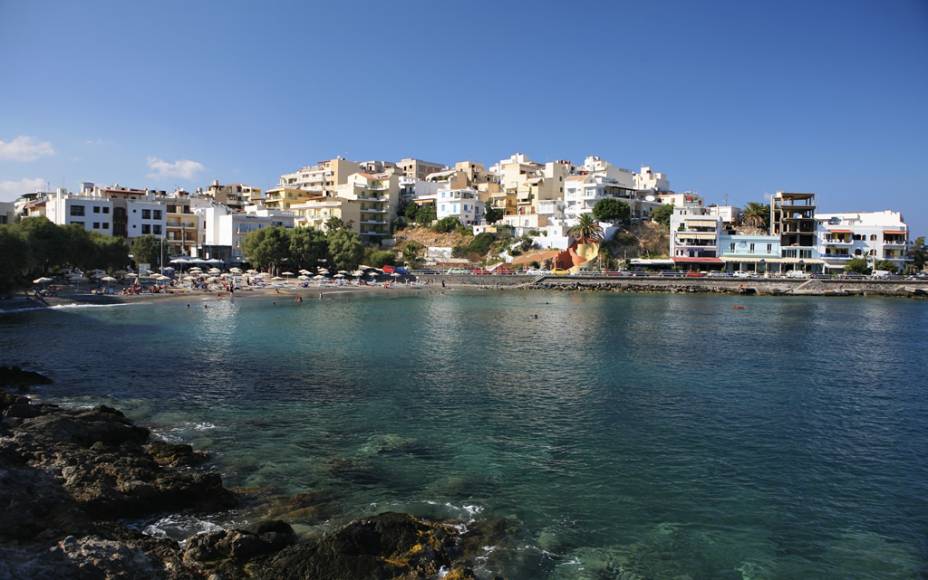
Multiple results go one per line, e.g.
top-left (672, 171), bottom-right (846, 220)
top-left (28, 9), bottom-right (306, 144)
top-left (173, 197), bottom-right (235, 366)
top-left (530, 275), bottom-right (928, 297)
top-left (0, 370), bottom-right (501, 579)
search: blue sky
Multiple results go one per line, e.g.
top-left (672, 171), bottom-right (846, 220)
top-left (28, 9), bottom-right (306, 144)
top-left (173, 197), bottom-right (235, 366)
top-left (1, 0), bottom-right (926, 235)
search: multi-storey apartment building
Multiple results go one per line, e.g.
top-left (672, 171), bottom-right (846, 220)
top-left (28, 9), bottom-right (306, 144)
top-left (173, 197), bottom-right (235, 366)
top-left (280, 157), bottom-right (362, 195)
top-left (202, 181), bottom-right (262, 212)
top-left (164, 190), bottom-right (199, 256)
top-left (669, 206), bottom-right (723, 268)
top-left (634, 166), bottom-right (671, 192)
top-left (292, 172), bottom-right (400, 244)
top-left (196, 204), bottom-right (294, 261)
top-left (771, 192), bottom-right (817, 260)
top-left (563, 174), bottom-right (661, 221)
top-left (437, 188), bottom-right (484, 226)
top-left (397, 158), bottom-right (445, 180)
top-left (262, 187), bottom-right (317, 211)
top-left (45, 189), bottom-right (114, 235)
top-left (816, 211), bottom-right (909, 272)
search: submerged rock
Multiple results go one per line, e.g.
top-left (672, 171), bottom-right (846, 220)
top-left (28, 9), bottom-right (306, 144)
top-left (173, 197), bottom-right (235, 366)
top-left (0, 365), bottom-right (53, 389)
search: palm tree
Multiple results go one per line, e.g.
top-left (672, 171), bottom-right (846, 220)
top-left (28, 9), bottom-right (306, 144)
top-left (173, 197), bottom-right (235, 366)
top-left (569, 213), bottom-right (603, 244)
top-left (742, 202), bottom-right (770, 230)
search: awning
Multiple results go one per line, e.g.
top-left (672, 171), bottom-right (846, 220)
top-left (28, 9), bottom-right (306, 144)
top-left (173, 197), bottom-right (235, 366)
top-left (883, 230), bottom-right (906, 236)
top-left (720, 256), bottom-right (777, 263)
top-left (676, 232), bottom-right (716, 240)
top-left (827, 229), bottom-right (852, 234)
top-left (672, 257), bottom-right (723, 264)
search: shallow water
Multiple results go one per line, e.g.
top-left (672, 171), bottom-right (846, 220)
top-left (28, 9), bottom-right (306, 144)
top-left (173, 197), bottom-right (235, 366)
top-left (3, 291), bottom-right (927, 578)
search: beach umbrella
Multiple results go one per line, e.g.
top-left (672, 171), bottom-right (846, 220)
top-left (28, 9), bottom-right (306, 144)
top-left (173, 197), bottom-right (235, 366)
top-left (281, 271), bottom-right (294, 277)
top-left (205, 276), bottom-right (218, 283)
top-left (351, 270), bottom-right (364, 276)
top-left (208, 267), bottom-right (221, 275)
top-left (313, 275), bottom-right (325, 280)
top-left (246, 269), bottom-right (257, 274)
top-left (317, 268), bottom-right (329, 274)
top-left (32, 277), bottom-right (53, 285)
top-left (338, 270), bottom-right (348, 275)
top-left (170, 257), bottom-right (189, 265)
top-left (229, 267), bottom-right (243, 274)
top-left (333, 273), bottom-right (345, 278)
top-left (126, 273), bottom-right (138, 278)
top-left (359, 265), bottom-right (372, 270)
top-left (271, 276), bottom-right (284, 281)
top-left (298, 269), bottom-right (311, 275)
top-left (298, 275), bottom-right (309, 281)
top-left (100, 276), bottom-right (116, 283)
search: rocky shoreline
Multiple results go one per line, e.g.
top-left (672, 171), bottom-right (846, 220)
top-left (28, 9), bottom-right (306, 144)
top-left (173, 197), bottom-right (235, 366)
top-left (0, 368), bottom-right (497, 579)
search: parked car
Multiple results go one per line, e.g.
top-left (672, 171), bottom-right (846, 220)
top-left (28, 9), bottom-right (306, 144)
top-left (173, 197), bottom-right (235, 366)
top-left (732, 271), bottom-right (755, 278)
top-left (659, 271), bottom-right (684, 278)
top-left (445, 268), bottom-right (470, 275)
top-left (685, 271), bottom-right (706, 278)
top-left (707, 271), bottom-right (731, 278)
top-left (785, 270), bottom-right (811, 279)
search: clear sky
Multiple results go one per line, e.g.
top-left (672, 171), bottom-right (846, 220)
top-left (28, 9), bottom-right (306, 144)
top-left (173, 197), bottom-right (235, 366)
top-left (1, 0), bottom-right (926, 235)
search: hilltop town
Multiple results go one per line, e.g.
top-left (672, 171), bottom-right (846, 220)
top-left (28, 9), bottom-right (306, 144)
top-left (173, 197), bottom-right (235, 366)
top-left (0, 153), bottom-right (920, 280)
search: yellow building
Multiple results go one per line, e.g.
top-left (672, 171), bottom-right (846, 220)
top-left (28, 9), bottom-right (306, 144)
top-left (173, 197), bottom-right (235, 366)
top-left (263, 187), bottom-right (317, 211)
top-left (280, 157), bottom-right (362, 194)
top-left (165, 192), bottom-right (198, 256)
top-left (292, 171), bottom-right (400, 245)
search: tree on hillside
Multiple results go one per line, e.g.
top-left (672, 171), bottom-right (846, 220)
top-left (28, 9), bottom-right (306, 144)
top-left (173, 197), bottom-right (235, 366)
top-left (845, 258), bottom-right (870, 275)
top-left (415, 204), bottom-right (436, 226)
top-left (60, 224), bottom-right (97, 270)
top-left (484, 205), bottom-right (503, 224)
top-left (327, 228), bottom-right (363, 271)
top-left (592, 198), bottom-right (630, 223)
top-left (908, 236), bottom-right (926, 272)
top-left (325, 216), bottom-right (347, 231)
top-left (242, 227), bottom-right (290, 273)
top-left (651, 204), bottom-right (674, 228)
top-left (289, 227), bottom-right (328, 269)
top-left (742, 202), bottom-right (770, 231)
top-left (403, 202), bottom-right (419, 223)
top-left (432, 216), bottom-right (461, 233)
top-left (91, 233), bottom-right (129, 272)
top-left (17, 217), bottom-right (65, 275)
top-left (874, 260), bottom-right (898, 273)
top-left (569, 214), bottom-right (603, 243)
top-left (130, 235), bottom-right (163, 270)
top-left (366, 249), bottom-right (396, 268)
top-left (0, 227), bottom-right (29, 294)
top-left (402, 241), bottom-right (424, 266)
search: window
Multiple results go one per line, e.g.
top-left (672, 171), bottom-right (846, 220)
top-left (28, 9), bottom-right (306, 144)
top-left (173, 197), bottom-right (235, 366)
top-left (93, 222), bottom-right (100, 229)
top-left (153, 225), bottom-right (162, 235)
top-left (142, 209), bottom-right (151, 219)
top-left (142, 224), bottom-right (151, 234)
top-left (153, 210), bottom-right (162, 220)
top-left (70, 205), bottom-right (85, 216)
top-left (766, 244), bottom-right (772, 252)
top-left (102, 222), bottom-right (109, 229)
top-left (729, 242), bottom-right (735, 252)
top-left (93, 206), bottom-right (100, 213)
top-left (749, 243), bottom-right (755, 252)
top-left (167, 205), bottom-right (177, 213)
top-left (103, 206), bottom-right (110, 214)
top-left (870, 234), bottom-right (877, 241)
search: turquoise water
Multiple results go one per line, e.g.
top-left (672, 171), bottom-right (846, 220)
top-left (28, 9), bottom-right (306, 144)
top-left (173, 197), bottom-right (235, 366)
top-left (2, 292), bottom-right (927, 578)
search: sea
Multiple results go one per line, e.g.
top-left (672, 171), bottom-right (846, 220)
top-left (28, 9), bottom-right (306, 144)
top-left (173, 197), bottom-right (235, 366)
top-left (2, 291), bottom-right (926, 579)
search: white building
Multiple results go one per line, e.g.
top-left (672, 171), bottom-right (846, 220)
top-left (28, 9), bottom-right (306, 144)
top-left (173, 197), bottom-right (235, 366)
top-left (634, 166), bottom-right (670, 192)
top-left (816, 210), bottom-right (909, 272)
top-left (126, 198), bottom-right (166, 238)
top-left (658, 192), bottom-right (703, 208)
top-left (400, 177), bottom-right (442, 201)
top-left (563, 174), bottom-right (660, 221)
top-left (669, 206), bottom-right (723, 268)
top-left (707, 205), bottom-right (742, 227)
top-left (197, 204), bottom-right (295, 261)
top-left (437, 188), bottom-right (484, 226)
top-left (45, 189), bottom-right (114, 235)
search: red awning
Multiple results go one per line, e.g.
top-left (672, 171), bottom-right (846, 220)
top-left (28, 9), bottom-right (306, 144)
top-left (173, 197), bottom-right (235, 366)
top-left (883, 230), bottom-right (906, 236)
top-left (672, 257), bottom-right (723, 264)
top-left (828, 229), bottom-right (852, 234)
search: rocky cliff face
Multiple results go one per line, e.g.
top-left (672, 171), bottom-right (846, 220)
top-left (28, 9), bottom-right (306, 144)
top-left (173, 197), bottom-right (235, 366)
top-left (0, 372), bottom-right (499, 579)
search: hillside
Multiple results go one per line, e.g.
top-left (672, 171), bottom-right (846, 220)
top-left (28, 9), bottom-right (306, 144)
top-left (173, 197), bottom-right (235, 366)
top-left (393, 226), bottom-right (472, 251)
